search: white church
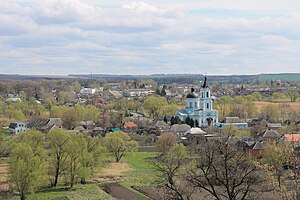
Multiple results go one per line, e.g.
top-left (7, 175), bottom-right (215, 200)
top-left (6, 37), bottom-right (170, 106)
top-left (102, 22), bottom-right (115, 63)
top-left (174, 77), bottom-right (218, 128)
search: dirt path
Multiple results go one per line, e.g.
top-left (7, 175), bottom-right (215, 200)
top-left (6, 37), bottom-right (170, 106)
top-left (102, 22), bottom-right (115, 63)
top-left (102, 183), bottom-right (148, 200)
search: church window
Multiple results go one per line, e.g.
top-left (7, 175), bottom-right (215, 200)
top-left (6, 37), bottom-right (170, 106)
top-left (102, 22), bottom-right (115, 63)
top-left (206, 91), bottom-right (209, 98)
top-left (195, 102), bottom-right (197, 107)
top-left (190, 102), bottom-right (192, 108)
top-left (207, 103), bottom-right (209, 109)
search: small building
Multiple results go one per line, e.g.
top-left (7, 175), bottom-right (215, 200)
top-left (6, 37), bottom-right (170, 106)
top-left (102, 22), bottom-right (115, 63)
top-left (155, 121), bottom-right (169, 132)
top-left (27, 118), bottom-right (62, 133)
top-left (250, 140), bottom-right (265, 157)
top-left (266, 123), bottom-right (282, 130)
top-left (217, 117), bottom-right (248, 129)
top-left (109, 91), bottom-right (123, 99)
top-left (184, 127), bottom-right (207, 145)
top-left (284, 134), bottom-right (300, 144)
top-left (261, 129), bottom-right (280, 141)
top-left (9, 122), bottom-right (27, 135)
top-left (6, 97), bottom-right (22, 102)
top-left (170, 124), bottom-right (191, 136)
top-left (73, 126), bottom-right (86, 133)
top-left (123, 121), bottom-right (138, 132)
top-left (123, 89), bottom-right (154, 97)
top-left (80, 88), bottom-right (97, 95)
top-left (90, 127), bottom-right (105, 137)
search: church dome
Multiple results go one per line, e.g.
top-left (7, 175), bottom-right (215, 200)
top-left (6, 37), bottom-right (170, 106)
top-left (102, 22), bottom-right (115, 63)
top-left (187, 88), bottom-right (199, 98)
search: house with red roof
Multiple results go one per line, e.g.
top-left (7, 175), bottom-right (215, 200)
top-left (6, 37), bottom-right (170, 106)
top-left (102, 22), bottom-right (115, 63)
top-left (284, 134), bottom-right (300, 144)
top-left (123, 121), bottom-right (138, 133)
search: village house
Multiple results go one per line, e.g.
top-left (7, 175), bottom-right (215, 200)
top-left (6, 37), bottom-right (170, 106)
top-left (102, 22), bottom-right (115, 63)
top-left (9, 122), bottom-right (27, 135)
top-left (284, 134), bottom-right (300, 145)
top-left (170, 124), bottom-right (191, 136)
top-left (123, 121), bottom-right (138, 133)
top-left (108, 91), bottom-right (123, 99)
top-left (184, 127), bottom-right (207, 145)
top-left (27, 118), bottom-right (62, 133)
top-left (259, 129), bottom-right (281, 141)
top-left (218, 117), bottom-right (248, 129)
top-left (80, 87), bottom-right (98, 95)
top-left (250, 140), bottom-right (265, 157)
top-left (123, 89), bottom-right (155, 97)
top-left (154, 121), bottom-right (169, 132)
top-left (266, 123), bottom-right (282, 130)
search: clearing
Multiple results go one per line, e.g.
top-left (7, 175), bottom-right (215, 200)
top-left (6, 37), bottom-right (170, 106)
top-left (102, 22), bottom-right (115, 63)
top-left (255, 101), bottom-right (300, 112)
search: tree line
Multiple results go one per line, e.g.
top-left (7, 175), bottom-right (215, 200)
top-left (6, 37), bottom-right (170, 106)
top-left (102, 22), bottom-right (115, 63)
top-left (154, 132), bottom-right (300, 200)
top-left (1, 129), bottom-right (138, 200)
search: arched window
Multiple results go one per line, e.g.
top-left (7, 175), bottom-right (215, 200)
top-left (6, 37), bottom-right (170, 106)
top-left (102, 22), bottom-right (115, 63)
top-left (206, 91), bottom-right (209, 98)
top-left (207, 103), bottom-right (209, 109)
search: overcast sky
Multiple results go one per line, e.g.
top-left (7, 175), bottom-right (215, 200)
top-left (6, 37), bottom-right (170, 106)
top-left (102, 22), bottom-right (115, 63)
top-left (1, 0), bottom-right (300, 75)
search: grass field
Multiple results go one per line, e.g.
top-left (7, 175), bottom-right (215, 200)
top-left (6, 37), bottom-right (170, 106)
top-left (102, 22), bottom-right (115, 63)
top-left (258, 73), bottom-right (300, 81)
top-left (0, 158), bottom-right (9, 193)
top-left (255, 101), bottom-right (300, 112)
top-left (120, 152), bottom-right (157, 188)
top-left (0, 152), bottom-right (158, 200)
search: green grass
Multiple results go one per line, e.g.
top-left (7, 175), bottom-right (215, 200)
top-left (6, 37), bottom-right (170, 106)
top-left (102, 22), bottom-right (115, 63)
top-left (120, 152), bottom-right (158, 188)
top-left (1, 184), bottom-right (115, 200)
top-left (1, 152), bottom-right (159, 200)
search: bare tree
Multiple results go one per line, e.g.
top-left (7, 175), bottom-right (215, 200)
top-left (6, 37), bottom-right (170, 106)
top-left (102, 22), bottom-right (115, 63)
top-left (186, 141), bottom-right (265, 200)
top-left (157, 132), bottom-right (178, 153)
top-left (152, 144), bottom-right (195, 200)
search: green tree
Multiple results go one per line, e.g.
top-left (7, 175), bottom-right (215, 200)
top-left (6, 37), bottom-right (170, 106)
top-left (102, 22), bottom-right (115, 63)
top-left (260, 104), bottom-right (280, 122)
top-left (9, 143), bottom-right (46, 200)
top-left (245, 98), bottom-right (257, 118)
top-left (44, 97), bottom-right (56, 110)
top-left (272, 92), bottom-right (287, 101)
top-left (16, 129), bottom-right (45, 155)
top-left (252, 92), bottom-right (262, 101)
top-left (47, 129), bottom-right (70, 187)
top-left (104, 131), bottom-right (139, 162)
top-left (78, 136), bottom-right (104, 184)
top-left (61, 108), bottom-right (79, 130)
top-left (127, 100), bottom-right (141, 112)
top-left (217, 96), bottom-right (232, 120)
top-left (65, 133), bottom-right (85, 188)
top-left (50, 105), bottom-right (69, 118)
top-left (0, 133), bottom-right (15, 156)
top-left (161, 104), bottom-right (179, 118)
top-left (288, 90), bottom-right (299, 102)
top-left (58, 91), bottom-right (75, 105)
top-left (143, 96), bottom-right (167, 118)
top-left (71, 81), bottom-right (81, 93)
top-left (7, 109), bottom-right (25, 121)
top-left (75, 105), bottom-right (99, 122)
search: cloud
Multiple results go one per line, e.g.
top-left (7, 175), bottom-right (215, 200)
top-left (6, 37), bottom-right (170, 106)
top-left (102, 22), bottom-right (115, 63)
top-left (0, 0), bottom-right (300, 75)
top-left (31, 0), bottom-right (101, 24)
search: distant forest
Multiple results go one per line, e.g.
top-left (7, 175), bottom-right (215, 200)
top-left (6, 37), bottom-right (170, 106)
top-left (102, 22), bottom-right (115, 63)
top-left (0, 73), bottom-right (299, 84)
